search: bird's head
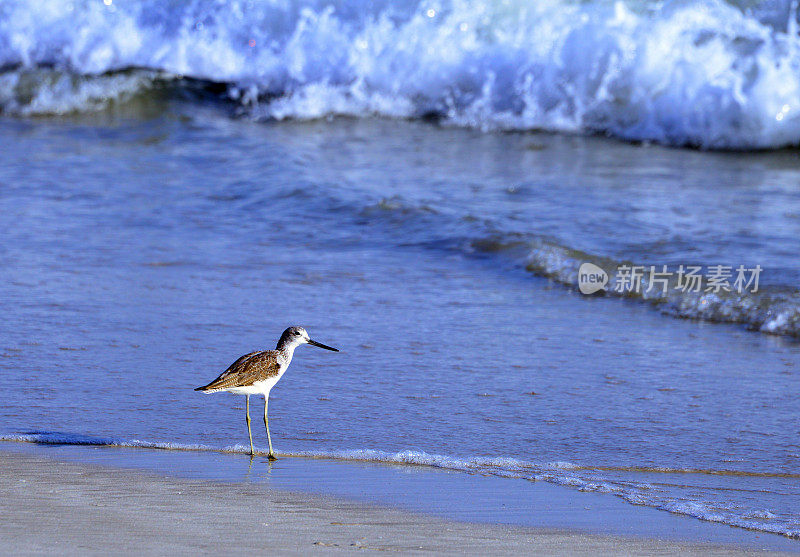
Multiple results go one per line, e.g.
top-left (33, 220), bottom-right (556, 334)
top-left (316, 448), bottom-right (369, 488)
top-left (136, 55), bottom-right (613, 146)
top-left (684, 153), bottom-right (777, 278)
top-left (279, 326), bottom-right (339, 352)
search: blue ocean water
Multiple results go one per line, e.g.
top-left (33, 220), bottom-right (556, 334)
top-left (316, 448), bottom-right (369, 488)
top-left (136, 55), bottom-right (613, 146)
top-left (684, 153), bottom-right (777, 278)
top-left (1, 0), bottom-right (800, 542)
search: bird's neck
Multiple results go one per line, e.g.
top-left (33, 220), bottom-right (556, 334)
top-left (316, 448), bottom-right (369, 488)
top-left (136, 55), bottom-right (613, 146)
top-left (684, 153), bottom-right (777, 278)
top-left (275, 338), bottom-right (301, 358)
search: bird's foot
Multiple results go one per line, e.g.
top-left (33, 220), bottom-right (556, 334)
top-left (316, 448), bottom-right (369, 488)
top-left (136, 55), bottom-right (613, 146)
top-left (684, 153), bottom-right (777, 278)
top-left (268, 452), bottom-right (277, 461)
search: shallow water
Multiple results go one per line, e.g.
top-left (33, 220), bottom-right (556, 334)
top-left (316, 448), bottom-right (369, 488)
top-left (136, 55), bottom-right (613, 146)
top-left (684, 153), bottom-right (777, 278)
top-left (5, 443), bottom-right (800, 553)
top-left (0, 105), bottom-right (799, 538)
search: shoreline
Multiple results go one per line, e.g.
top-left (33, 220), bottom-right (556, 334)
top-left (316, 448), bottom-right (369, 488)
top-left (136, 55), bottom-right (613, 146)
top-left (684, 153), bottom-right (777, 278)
top-left (1, 448), bottom-right (796, 555)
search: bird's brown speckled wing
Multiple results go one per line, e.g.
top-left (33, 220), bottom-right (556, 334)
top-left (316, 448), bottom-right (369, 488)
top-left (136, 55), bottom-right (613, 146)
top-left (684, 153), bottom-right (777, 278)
top-left (195, 350), bottom-right (281, 392)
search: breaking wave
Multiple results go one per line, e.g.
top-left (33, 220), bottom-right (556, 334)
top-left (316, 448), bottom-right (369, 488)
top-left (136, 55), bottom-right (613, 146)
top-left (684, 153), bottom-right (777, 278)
top-left (367, 193), bottom-right (800, 338)
top-left (3, 0), bottom-right (800, 148)
top-left (514, 237), bottom-right (800, 337)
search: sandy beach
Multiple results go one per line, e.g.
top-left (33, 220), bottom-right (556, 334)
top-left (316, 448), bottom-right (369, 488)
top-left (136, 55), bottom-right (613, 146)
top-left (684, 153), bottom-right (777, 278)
top-left (0, 450), bottom-right (793, 556)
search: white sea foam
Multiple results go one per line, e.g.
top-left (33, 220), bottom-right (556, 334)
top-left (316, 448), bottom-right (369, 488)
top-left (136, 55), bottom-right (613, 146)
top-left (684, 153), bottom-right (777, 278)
top-left (2, 0), bottom-right (800, 148)
top-left (0, 69), bottom-right (155, 115)
top-left (516, 237), bottom-right (800, 337)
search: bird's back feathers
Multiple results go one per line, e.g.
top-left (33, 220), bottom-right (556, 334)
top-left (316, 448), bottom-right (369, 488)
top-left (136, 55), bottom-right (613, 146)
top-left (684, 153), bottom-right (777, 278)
top-left (195, 350), bottom-right (282, 393)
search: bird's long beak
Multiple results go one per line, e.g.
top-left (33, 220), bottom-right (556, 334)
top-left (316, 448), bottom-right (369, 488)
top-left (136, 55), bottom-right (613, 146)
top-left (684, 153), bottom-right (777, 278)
top-left (308, 339), bottom-right (339, 352)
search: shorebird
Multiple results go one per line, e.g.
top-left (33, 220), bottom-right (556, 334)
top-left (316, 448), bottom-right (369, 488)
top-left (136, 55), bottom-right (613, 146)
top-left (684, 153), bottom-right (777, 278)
top-left (195, 326), bottom-right (338, 460)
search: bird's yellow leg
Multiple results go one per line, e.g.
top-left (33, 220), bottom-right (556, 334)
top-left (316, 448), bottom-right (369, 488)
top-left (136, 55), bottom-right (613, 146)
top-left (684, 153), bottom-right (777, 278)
top-left (245, 395), bottom-right (254, 456)
top-left (264, 395), bottom-right (276, 460)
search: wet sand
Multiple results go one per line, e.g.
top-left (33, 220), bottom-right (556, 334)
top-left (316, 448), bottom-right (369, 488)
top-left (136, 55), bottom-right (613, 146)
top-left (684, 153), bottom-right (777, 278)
top-left (0, 451), bottom-right (792, 555)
